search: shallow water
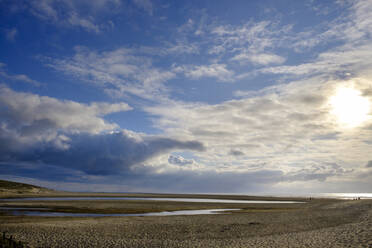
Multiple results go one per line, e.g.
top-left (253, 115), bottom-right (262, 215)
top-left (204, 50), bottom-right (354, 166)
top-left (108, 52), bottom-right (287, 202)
top-left (0, 197), bottom-right (302, 204)
top-left (0, 207), bottom-right (50, 210)
top-left (311, 193), bottom-right (372, 199)
top-left (0, 207), bottom-right (239, 217)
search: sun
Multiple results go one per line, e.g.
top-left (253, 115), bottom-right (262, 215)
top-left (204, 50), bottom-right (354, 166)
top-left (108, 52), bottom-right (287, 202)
top-left (329, 87), bottom-right (370, 128)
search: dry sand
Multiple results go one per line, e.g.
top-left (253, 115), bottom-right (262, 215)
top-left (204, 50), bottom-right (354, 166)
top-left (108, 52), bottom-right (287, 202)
top-left (0, 196), bottom-right (371, 247)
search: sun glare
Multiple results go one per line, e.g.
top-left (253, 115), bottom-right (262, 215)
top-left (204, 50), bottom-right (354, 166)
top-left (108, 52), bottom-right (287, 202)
top-left (329, 87), bottom-right (370, 128)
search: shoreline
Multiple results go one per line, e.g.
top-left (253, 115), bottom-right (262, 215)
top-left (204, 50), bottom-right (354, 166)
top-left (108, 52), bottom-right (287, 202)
top-left (1, 192), bottom-right (371, 247)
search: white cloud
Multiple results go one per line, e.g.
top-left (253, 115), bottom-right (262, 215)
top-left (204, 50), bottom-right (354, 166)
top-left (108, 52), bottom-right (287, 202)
top-left (253, 0), bottom-right (372, 78)
top-left (208, 21), bottom-right (291, 60)
top-left (26, 0), bottom-right (121, 33)
top-left (232, 52), bottom-right (286, 65)
top-left (164, 42), bottom-right (200, 55)
top-left (67, 12), bottom-right (100, 33)
top-left (0, 64), bottom-right (41, 86)
top-left (169, 0), bottom-right (372, 82)
top-left (260, 43), bottom-right (372, 78)
top-left (145, 76), bottom-right (372, 187)
top-left (175, 64), bottom-right (235, 82)
top-left (0, 85), bottom-right (132, 137)
top-left (47, 47), bottom-right (175, 101)
top-left (289, 0), bottom-right (372, 51)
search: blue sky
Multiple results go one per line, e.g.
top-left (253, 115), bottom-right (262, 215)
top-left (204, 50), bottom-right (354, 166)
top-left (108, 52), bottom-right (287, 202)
top-left (1, 0), bottom-right (372, 194)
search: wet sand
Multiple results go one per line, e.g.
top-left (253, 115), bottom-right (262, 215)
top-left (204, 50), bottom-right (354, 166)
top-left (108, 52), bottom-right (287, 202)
top-left (0, 194), bottom-right (371, 247)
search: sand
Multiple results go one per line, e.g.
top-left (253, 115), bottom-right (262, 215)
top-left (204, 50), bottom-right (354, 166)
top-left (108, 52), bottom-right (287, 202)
top-left (0, 196), bottom-right (371, 247)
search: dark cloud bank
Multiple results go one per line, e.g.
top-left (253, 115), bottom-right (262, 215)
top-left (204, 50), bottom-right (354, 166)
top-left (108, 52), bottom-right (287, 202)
top-left (1, 132), bottom-right (204, 175)
top-left (0, 85), bottom-right (206, 190)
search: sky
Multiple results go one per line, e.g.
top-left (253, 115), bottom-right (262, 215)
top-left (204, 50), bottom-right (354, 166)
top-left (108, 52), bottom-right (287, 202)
top-left (0, 0), bottom-right (372, 194)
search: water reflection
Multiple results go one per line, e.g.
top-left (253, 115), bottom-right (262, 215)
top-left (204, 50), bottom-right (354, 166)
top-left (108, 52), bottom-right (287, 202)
top-left (311, 193), bottom-right (372, 199)
top-left (0, 207), bottom-right (50, 210)
top-left (0, 207), bottom-right (239, 217)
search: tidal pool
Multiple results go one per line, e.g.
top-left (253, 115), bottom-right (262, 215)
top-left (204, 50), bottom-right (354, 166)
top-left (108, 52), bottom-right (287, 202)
top-left (0, 207), bottom-right (239, 217)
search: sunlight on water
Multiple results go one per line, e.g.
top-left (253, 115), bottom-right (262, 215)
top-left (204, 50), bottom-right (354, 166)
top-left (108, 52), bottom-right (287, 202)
top-left (0, 207), bottom-right (239, 217)
top-left (314, 193), bottom-right (372, 199)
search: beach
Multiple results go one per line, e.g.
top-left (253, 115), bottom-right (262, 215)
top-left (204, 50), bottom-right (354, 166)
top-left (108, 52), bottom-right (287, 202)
top-left (0, 193), bottom-right (371, 247)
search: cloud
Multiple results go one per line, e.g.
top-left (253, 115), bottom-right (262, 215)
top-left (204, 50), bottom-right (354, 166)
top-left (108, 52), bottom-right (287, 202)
top-left (232, 53), bottom-right (286, 65)
top-left (8, 0), bottom-right (121, 33)
top-left (47, 47), bottom-right (175, 101)
top-left (259, 44), bottom-right (372, 78)
top-left (0, 131), bottom-right (204, 176)
top-left (66, 12), bottom-right (100, 33)
top-left (0, 72), bottom-right (41, 87)
top-left (210, 21), bottom-right (274, 49)
top-left (207, 20), bottom-right (291, 62)
top-left (168, 155), bottom-right (194, 166)
top-left (0, 86), bottom-right (205, 177)
top-left (164, 42), bottom-right (200, 55)
top-left (0, 85), bottom-right (132, 136)
top-left (145, 76), bottom-right (372, 187)
top-left (175, 64), bottom-right (235, 82)
top-left (283, 163), bottom-right (350, 182)
top-left (0, 164), bottom-right (283, 193)
top-left (167, 0), bottom-right (372, 83)
top-left (0, 64), bottom-right (41, 86)
top-left (256, 0), bottom-right (372, 78)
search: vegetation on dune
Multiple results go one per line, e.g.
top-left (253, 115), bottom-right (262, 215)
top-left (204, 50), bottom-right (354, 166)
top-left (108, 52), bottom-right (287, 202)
top-left (0, 180), bottom-right (44, 191)
top-left (0, 180), bottom-right (54, 197)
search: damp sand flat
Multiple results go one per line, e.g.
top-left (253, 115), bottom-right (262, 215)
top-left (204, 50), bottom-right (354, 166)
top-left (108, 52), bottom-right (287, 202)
top-left (0, 193), bottom-right (305, 215)
top-left (0, 196), bottom-right (302, 204)
top-left (0, 195), bottom-right (371, 248)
